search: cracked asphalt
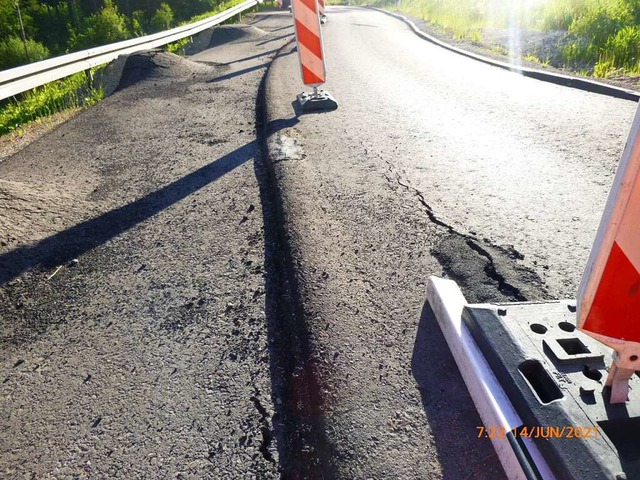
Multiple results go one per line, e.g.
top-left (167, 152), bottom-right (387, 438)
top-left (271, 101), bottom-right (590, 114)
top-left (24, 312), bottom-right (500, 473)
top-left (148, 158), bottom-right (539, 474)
top-left (2, 5), bottom-right (639, 480)
top-left (0, 12), bottom-right (295, 479)
top-left (263, 5), bottom-right (638, 479)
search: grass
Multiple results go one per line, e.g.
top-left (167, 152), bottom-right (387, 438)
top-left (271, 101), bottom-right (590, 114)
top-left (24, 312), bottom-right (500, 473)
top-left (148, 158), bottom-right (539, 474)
top-left (0, 70), bottom-right (104, 136)
top-left (523, 54), bottom-right (549, 66)
top-left (165, 37), bottom-right (191, 54)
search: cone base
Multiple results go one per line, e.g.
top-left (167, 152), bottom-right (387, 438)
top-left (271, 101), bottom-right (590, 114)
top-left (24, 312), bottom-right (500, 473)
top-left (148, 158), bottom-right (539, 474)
top-left (427, 276), bottom-right (640, 480)
top-left (297, 89), bottom-right (338, 112)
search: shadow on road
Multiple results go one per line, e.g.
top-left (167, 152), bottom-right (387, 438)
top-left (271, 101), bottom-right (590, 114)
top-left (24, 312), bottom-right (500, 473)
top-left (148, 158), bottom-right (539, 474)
top-left (268, 115), bottom-right (299, 133)
top-left (0, 142), bottom-right (255, 286)
top-left (208, 63), bottom-right (270, 83)
top-left (256, 33), bottom-right (294, 47)
top-left (266, 24), bottom-right (294, 33)
top-left (223, 48), bottom-right (281, 65)
top-left (207, 44), bottom-right (294, 83)
top-left (411, 301), bottom-right (507, 480)
top-left (253, 75), bottom-right (336, 478)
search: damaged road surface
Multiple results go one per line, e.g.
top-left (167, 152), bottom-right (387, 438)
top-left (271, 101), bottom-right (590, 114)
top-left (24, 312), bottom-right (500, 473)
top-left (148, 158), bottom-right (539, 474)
top-left (2, 5), bottom-right (638, 480)
top-left (0, 12), bottom-right (295, 479)
top-left (263, 5), bottom-right (637, 480)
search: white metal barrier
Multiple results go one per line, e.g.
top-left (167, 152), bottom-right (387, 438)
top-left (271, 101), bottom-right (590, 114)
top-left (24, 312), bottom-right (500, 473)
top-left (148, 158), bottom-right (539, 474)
top-left (0, 0), bottom-right (261, 101)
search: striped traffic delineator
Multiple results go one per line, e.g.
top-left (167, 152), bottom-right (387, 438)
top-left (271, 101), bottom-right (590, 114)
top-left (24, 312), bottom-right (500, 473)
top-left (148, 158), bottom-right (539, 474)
top-left (578, 102), bottom-right (640, 403)
top-left (291, 0), bottom-right (337, 112)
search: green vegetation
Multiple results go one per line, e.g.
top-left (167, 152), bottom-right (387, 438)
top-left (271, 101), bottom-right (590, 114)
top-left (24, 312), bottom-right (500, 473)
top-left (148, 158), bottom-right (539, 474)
top-left (151, 2), bottom-right (175, 32)
top-left (0, 70), bottom-right (103, 136)
top-left (68, 0), bottom-right (130, 50)
top-left (165, 36), bottom-right (190, 53)
top-left (0, 36), bottom-right (49, 70)
top-left (0, 0), bottom-right (252, 136)
top-left (164, 0), bottom-right (250, 53)
top-left (185, 0), bottom-right (248, 22)
top-left (341, 0), bottom-right (640, 77)
top-left (392, 0), bottom-right (495, 40)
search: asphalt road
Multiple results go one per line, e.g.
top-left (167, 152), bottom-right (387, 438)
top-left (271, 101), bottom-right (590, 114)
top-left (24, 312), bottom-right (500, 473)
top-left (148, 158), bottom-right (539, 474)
top-left (263, 5), bottom-right (638, 479)
top-left (0, 12), bottom-right (295, 479)
top-left (2, 5), bottom-right (638, 480)
top-left (284, 7), bottom-right (638, 301)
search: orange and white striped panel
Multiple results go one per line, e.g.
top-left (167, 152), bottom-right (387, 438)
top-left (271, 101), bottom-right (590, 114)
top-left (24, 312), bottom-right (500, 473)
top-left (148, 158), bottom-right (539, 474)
top-left (291, 0), bottom-right (326, 86)
top-left (578, 103), bottom-right (640, 343)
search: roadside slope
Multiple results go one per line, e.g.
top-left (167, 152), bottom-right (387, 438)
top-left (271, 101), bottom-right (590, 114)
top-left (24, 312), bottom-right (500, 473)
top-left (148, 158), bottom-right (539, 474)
top-left (0, 13), bottom-right (294, 478)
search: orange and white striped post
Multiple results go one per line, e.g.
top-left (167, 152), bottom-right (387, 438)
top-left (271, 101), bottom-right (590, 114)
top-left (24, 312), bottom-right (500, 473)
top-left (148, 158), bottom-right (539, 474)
top-left (291, 0), bottom-right (337, 111)
top-left (578, 102), bottom-right (640, 403)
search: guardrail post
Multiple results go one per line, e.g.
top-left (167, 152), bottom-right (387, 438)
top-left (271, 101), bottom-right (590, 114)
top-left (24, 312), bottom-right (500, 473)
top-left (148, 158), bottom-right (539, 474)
top-left (84, 68), bottom-right (94, 88)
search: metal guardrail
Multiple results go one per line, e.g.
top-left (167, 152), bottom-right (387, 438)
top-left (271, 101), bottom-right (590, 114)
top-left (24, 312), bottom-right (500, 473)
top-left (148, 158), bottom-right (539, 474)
top-left (0, 0), bottom-right (261, 101)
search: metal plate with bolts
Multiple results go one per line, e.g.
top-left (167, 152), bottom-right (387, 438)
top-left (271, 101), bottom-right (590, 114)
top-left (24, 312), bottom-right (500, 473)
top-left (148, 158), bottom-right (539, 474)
top-left (427, 276), bottom-right (640, 480)
top-left (297, 88), bottom-right (338, 113)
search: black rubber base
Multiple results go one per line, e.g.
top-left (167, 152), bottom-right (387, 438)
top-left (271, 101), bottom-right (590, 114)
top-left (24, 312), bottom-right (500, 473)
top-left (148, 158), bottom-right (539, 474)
top-left (297, 90), bottom-right (338, 112)
top-left (463, 302), bottom-right (640, 480)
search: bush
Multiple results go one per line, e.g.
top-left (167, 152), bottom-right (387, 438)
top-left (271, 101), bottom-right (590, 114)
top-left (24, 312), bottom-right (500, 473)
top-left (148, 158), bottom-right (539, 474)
top-left (569, 2), bottom-right (630, 54)
top-left (557, 0), bottom-right (640, 73)
top-left (535, 0), bottom-right (587, 31)
top-left (131, 10), bottom-right (147, 36)
top-left (151, 3), bottom-right (174, 32)
top-left (0, 36), bottom-right (49, 70)
top-left (165, 37), bottom-right (189, 54)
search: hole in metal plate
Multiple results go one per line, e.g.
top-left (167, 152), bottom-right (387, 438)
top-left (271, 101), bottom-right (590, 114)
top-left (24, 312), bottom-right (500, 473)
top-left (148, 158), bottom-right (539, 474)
top-left (518, 359), bottom-right (564, 404)
top-left (557, 338), bottom-right (590, 355)
top-left (558, 321), bottom-right (576, 332)
top-left (583, 365), bottom-right (603, 382)
top-left (530, 323), bottom-right (547, 334)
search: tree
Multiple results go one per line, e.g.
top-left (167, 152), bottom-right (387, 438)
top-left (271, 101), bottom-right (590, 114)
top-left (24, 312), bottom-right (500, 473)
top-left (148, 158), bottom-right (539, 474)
top-left (69, 0), bottom-right (129, 49)
top-left (26, 0), bottom-right (68, 54)
top-left (131, 9), bottom-right (146, 36)
top-left (0, 0), bottom-right (35, 38)
top-left (150, 2), bottom-right (173, 32)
